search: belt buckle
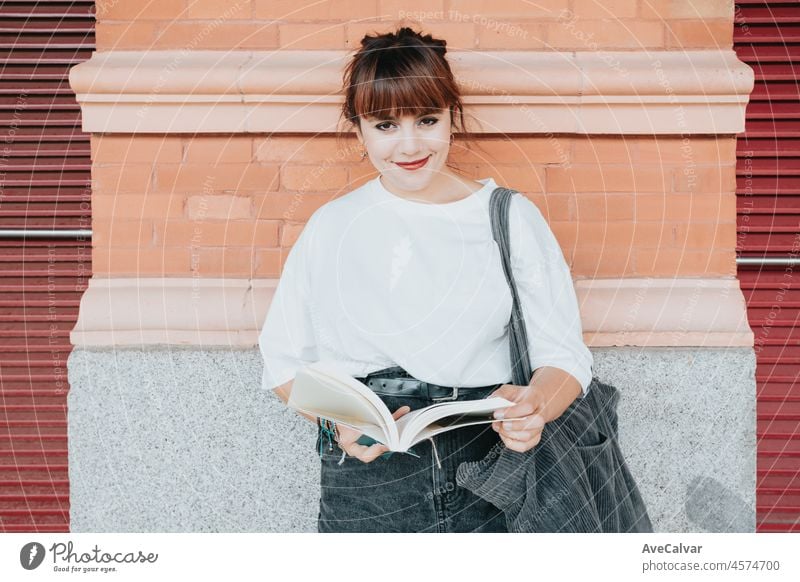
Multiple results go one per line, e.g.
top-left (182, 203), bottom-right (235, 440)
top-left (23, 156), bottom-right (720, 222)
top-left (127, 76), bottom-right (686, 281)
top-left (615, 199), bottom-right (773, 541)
top-left (430, 386), bottom-right (459, 402)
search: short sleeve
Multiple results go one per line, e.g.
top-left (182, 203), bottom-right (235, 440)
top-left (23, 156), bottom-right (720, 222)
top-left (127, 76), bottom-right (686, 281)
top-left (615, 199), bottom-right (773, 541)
top-left (508, 196), bottom-right (594, 396)
top-left (257, 214), bottom-right (319, 391)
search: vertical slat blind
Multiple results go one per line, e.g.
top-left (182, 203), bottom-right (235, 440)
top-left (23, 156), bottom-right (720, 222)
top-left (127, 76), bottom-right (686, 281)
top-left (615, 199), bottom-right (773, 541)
top-left (735, 0), bottom-right (800, 533)
top-left (0, 0), bottom-right (94, 533)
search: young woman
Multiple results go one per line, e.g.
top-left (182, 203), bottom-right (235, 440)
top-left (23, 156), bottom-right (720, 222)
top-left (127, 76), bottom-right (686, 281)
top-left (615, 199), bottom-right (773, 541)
top-left (258, 26), bottom-right (594, 533)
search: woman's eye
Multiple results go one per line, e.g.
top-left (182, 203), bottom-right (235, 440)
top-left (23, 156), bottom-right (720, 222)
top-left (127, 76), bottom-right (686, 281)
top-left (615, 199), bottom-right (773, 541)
top-left (375, 118), bottom-right (438, 131)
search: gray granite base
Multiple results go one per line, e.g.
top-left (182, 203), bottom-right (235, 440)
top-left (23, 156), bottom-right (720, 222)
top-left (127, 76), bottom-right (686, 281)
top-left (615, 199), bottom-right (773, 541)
top-left (66, 346), bottom-right (756, 532)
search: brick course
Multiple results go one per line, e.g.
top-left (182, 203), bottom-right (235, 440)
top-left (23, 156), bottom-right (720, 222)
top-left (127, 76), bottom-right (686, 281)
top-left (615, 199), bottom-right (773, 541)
top-left (91, 134), bottom-right (738, 278)
top-left (94, 0), bottom-right (734, 50)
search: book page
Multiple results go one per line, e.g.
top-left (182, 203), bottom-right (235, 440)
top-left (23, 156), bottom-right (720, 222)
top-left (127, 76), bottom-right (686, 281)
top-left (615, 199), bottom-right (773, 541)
top-left (288, 361), bottom-right (399, 446)
top-left (406, 417), bottom-right (503, 448)
top-left (290, 406), bottom-right (387, 446)
top-left (396, 397), bottom-right (517, 451)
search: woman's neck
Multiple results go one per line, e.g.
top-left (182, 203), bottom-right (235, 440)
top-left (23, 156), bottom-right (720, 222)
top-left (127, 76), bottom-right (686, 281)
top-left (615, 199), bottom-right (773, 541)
top-left (379, 172), bottom-right (484, 204)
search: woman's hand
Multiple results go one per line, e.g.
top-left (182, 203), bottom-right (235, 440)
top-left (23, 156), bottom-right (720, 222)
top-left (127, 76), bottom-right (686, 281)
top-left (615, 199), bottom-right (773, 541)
top-left (489, 368), bottom-right (582, 452)
top-left (489, 384), bottom-right (547, 453)
top-left (335, 405), bottom-right (411, 463)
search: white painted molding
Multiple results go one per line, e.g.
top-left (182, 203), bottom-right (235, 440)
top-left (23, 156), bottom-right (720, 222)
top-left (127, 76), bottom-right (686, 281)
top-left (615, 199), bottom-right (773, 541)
top-left (576, 277), bottom-right (753, 347)
top-left (70, 277), bottom-right (753, 348)
top-left (68, 50), bottom-right (753, 134)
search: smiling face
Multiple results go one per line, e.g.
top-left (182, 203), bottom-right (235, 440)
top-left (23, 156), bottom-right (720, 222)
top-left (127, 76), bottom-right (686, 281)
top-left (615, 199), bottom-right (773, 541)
top-left (355, 107), bottom-right (454, 198)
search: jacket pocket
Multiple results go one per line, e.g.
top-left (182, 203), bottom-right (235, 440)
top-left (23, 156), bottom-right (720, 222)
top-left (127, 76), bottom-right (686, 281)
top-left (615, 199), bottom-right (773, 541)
top-left (575, 432), bottom-right (620, 532)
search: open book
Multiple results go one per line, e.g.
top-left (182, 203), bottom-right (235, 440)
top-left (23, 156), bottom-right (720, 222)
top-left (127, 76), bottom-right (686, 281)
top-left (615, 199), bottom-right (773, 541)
top-left (289, 360), bottom-right (517, 453)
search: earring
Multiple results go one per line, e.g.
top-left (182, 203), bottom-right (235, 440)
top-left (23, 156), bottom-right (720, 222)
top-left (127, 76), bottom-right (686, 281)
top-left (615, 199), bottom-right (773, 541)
top-left (449, 133), bottom-right (454, 145)
top-left (360, 147), bottom-right (367, 160)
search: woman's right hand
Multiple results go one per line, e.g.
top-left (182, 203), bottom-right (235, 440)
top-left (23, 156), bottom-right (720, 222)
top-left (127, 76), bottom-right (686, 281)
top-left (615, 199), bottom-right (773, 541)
top-left (335, 406), bottom-right (411, 463)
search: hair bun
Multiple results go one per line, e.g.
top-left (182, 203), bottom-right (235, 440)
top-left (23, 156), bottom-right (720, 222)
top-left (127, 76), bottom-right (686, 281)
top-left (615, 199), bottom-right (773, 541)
top-left (359, 27), bottom-right (448, 57)
top-left (397, 26), bottom-right (447, 56)
top-left (425, 36), bottom-right (447, 56)
top-left (360, 33), bottom-right (386, 50)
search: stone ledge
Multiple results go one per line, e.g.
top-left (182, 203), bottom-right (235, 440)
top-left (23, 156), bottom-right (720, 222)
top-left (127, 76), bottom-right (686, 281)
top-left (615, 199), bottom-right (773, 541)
top-left (70, 277), bottom-right (753, 348)
top-left (68, 50), bottom-right (753, 134)
top-left (65, 346), bottom-right (756, 532)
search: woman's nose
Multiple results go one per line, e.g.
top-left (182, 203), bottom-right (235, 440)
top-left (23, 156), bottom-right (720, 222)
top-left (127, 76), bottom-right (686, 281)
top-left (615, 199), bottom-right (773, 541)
top-left (396, 128), bottom-right (421, 155)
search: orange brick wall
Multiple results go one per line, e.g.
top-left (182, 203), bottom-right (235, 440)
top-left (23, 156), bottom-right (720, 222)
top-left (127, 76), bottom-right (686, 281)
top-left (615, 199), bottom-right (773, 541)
top-left (90, 134), bottom-right (737, 279)
top-left (89, 0), bottom-right (737, 281)
top-left (94, 0), bottom-right (733, 51)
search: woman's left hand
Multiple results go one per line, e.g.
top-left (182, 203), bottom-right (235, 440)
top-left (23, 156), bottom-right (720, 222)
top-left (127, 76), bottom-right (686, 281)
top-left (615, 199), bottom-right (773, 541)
top-left (489, 384), bottom-right (547, 453)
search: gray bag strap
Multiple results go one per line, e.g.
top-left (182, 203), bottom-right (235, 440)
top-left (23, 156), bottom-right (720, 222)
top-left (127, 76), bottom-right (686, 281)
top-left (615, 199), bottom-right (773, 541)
top-left (489, 186), bottom-right (533, 387)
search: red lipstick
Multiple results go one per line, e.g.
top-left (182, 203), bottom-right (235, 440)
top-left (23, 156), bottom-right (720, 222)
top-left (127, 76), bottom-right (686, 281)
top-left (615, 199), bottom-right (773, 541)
top-left (395, 155), bottom-right (430, 170)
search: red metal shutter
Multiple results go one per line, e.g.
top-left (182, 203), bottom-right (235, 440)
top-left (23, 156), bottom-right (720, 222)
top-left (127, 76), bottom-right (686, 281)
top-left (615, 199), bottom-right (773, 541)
top-left (735, 1), bottom-right (800, 532)
top-left (0, 1), bottom-right (94, 532)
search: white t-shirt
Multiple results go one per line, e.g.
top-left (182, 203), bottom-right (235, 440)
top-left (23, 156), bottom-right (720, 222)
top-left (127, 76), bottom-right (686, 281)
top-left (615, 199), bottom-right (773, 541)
top-left (258, 175), bottom-right (594, 395)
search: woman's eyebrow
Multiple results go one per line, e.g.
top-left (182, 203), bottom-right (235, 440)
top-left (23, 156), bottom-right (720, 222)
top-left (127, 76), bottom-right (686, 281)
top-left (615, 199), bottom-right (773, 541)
top-left (368, 111), bottom-right (442, 121)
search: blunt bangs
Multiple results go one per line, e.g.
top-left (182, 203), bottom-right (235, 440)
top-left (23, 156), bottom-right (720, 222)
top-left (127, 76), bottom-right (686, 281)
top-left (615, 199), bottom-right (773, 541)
top-left (339, 27), bottom-right (473, 142)
top-left (354, 75), bottom-right (451, 122)
top-left (350, 49), bottom-right (457, 122)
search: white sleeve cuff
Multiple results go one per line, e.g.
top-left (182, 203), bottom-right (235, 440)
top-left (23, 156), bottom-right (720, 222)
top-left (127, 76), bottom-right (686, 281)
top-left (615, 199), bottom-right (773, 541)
top-left (530, 359), bottom-right (593, 397)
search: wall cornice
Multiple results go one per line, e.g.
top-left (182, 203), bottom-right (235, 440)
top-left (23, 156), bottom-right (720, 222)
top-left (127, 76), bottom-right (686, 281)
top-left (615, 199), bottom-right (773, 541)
top-left (70, 277), bottom-right (753, 348)
top-left (69, 50), bottom-right (753, 134)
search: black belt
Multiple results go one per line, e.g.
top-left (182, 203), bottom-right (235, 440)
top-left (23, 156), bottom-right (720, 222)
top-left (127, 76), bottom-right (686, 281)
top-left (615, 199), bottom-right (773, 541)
top-left (356, 366), bottom-right (502, 402)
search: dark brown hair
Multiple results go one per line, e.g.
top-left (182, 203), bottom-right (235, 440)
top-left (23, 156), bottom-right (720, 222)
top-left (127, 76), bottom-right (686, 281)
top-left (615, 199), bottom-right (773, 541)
top-left (337, 26), bottom-right (480, 161)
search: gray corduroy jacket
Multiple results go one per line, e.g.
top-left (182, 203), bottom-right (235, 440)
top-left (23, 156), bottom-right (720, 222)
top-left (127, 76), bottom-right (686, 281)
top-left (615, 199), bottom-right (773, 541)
top-left (456, 377), bottom-right (653, 533)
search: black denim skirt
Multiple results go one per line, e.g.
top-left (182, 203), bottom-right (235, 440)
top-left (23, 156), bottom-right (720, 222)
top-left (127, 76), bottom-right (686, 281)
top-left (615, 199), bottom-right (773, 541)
top-left (316, 374), bottom-right (508, 533)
